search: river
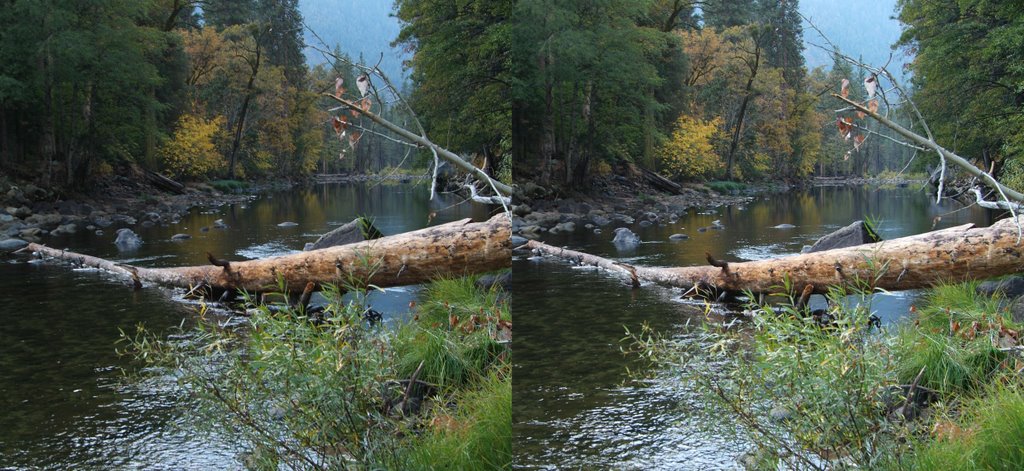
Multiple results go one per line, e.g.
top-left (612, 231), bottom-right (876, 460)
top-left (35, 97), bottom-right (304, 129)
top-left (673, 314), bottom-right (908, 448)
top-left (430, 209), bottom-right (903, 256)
top-left (512, 185), bottom-right (996, 469)
top-left (0, 181), bottom-right (492, 469)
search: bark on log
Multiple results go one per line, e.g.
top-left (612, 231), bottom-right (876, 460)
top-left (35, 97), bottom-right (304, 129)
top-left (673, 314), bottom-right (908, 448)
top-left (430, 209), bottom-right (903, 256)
top-left (25, 215), bottom-right (510, 294)
top-left (524, 218), bottom-right (1024, 295)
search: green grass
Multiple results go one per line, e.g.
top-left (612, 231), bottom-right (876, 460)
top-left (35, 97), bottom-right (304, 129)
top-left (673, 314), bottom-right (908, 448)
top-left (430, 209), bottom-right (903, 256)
top-left (706, 180), bottom-right (747, 193)
top-left (209, 179), bottom-right (249, 192)
top-left (906, 383), bottom-right (1024, 470)
top-left (395, 274), bottom-right (509, 389)
top-left (402, 370), bottom-right (512, 470)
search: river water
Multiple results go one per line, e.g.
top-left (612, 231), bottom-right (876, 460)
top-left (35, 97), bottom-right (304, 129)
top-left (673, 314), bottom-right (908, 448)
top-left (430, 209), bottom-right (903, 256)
top-left (0, 181), bottom-right (492, 469)
top-left (512, 185), bottom-right (996, 469)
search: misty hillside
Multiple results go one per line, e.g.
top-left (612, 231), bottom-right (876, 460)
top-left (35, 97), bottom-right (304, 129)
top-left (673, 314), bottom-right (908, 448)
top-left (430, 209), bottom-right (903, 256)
top-left (300, 0), bottom-right (409, 83)
top-left (801, 0), bottom-right (911, 76)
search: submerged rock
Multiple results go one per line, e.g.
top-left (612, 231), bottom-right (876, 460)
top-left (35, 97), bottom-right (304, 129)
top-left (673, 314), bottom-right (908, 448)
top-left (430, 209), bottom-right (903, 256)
top-left (612, 227), bottom-right (641, 250)
top-left (0, 238), bottom-right (28, 253)
top-left (772, 223), bottom-right (796, 229)
top-left (171, 233), bottom-right (191, 241)
top-left (277, 221), bottom-right (299, 227)
top-left (114, 228), bottom-right (143, 250)
top-left (669, 233), bottom-right (689, 241)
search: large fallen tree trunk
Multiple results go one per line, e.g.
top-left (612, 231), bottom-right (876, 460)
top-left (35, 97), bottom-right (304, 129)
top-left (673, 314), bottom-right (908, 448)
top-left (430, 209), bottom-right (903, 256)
top-left (25, 215), bottom-right (510, 294)
top-left (524, 217), bottom-right (1024, 295)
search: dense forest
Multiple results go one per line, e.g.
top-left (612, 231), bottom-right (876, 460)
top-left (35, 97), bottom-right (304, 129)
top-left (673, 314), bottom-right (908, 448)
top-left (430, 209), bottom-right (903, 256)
top-left (0, 0), bottom-right (511, 189)
top-left (512, 0), bottom-right (1022, 192)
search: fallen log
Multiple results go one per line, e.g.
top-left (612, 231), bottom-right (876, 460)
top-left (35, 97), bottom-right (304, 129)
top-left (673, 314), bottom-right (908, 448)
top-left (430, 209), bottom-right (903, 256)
top-left (524, 218), bottom-right (1024, 295)
top-left (25, 215), bottom-right (510, 294)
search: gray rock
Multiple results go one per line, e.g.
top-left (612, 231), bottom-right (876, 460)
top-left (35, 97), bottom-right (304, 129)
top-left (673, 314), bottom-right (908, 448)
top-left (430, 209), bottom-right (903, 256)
top-left (111, 214), bottom-right (137, 225)
top-left (26, 213), bottom-right (62, 230)
top-left (807, 220), bottom-right (881, 253)
top-left (171, 233), bottom-right (192, 241)
top-left (518, 225), bottom-right (542, 236)
top-left (0, 238), bottom-right (28, 253)
top-left (525, 211), bottom-right (561, 228)
top-left (93, 217), bottom-right (113, 228)
top-left (523, 182), bottom-right (547, 198)
top-left (1008, 297), bottom-right (1024, 324)
top-left (642, 211), bottom-right (659, 222)
top-left (669, 233), bottom-right (689, 241)
top-left (593, 228), bottom-right (602, 234)
top-left (95, 230), bottom-right (104, 236)
top-left (638, 220), bottom-right (653, 228)
top-left (476, 272), bottom-right (511, 291)
top-left (511, 235), bottom-right (529, 247)
top-left (800, 245), bottom-right (813, 254)
top-left (141, 221), bottom-right (155, 228)
top-left (51, 223), bottom-right (78, 236)
top-left (772, 223), bottom-right (796, 229)
top-left (114, 228), bottom-right (143, 250)
top-left (0, 214), bottom-right (13, 223)
top-left (277, 221), bottom-right (299, 227)
top-left (7, 206), bottom-right (31, 218)
top-left (512, 204), bottom-right (532, 217)
top-left (612, 228), bottom-right (641, 250)
top-left (213, 219), bottom-right (228, 229)
top-left (612, 214), bottom-right (635, 225)
top-left (19, 227), bottom-right (42, 238)
top-left (551, 221), bottom-right (576, 233)
top-left (144, 212), bottom-right (162, 222)
top-left (978, 276), bottom-right (1024, 298)
top-left (304, 218), bottom-right (382, 251)
top-left (591, 215), bottom-right (612, 227)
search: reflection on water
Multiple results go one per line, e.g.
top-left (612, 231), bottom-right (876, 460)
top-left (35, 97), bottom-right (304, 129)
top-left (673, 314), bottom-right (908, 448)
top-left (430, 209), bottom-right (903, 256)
top-left (0, 182), bottom-right (492, 469)
top-left (513, 186), bottom-right (995, 469)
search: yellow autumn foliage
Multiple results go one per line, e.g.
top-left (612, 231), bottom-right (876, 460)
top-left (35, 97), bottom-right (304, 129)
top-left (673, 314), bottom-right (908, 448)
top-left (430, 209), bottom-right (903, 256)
top-left (658, 114), bottom-right (723, 179)
top-left (160, 113), bottom-right (227, 179)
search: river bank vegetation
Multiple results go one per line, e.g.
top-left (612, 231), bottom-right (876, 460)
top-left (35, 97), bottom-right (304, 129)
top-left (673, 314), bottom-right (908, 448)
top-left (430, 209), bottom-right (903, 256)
top-left (630, 278), bottom-right (1024, 469)
top-left (0, 0), bottom-right (511, 189)
top-left (121, 273), bottom-right (511, 469)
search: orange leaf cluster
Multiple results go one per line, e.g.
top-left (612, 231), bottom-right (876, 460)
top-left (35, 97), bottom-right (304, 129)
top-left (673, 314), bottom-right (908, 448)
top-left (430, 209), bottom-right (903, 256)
top-left (835, 78), bottom-right (885, 153)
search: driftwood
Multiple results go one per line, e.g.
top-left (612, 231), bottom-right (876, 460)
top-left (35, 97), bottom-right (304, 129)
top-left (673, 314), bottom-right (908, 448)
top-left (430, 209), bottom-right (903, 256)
top-left (524, 217), bottom-right (1024, 295)
top-left (639, 166), bottom-right (682, 195)
top-left (143, 170), bottom-right (186, 195)
top-left (25, 215), bottom-right (510, 294)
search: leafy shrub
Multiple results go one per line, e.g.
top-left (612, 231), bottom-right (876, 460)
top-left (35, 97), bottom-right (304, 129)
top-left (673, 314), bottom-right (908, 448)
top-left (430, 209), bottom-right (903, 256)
top-left (160, 113), bottom-right (227, 179)
top-left (657, 114), bottom-right (723, 180)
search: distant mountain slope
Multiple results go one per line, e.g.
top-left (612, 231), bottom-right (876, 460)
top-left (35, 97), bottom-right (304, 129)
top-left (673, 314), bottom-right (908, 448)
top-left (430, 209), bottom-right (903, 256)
top-left (300, 0), bottom-right (409, 82)
top-left (800, 0), bottom-right (911, 75)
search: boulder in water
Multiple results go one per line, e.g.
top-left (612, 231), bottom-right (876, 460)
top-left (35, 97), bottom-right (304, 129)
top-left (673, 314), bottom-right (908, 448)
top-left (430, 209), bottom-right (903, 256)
top-left (277, 221), bottom-right (299, 228)
top-left (0, 238), bottom-right (28, 253)
top-left (612, 228), bottom-right (641, 250)
top-left (114, 228), bottom-right (143, 250)
top-left (807, 220), bottom-right (880, 253)
top-left (303, 217), bottom-right (382, 251)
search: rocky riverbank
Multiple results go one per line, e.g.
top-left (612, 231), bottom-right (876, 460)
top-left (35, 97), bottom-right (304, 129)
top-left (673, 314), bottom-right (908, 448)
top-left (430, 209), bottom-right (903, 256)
top-left (511, 175), bottom-right (752, 242)
top-left (0, 175), bottom-right (287, 253)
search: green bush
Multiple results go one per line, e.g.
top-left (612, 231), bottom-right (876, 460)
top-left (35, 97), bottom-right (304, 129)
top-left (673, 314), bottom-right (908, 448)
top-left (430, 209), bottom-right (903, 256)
top-left (706, 180), bottom-right (747, 193)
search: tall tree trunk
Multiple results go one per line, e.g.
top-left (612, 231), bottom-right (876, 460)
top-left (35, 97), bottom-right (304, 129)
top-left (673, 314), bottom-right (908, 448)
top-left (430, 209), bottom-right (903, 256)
top-left (229, 40), bottom-right (262, 179)
top-left (726, 44), bottom-right (760, 180)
